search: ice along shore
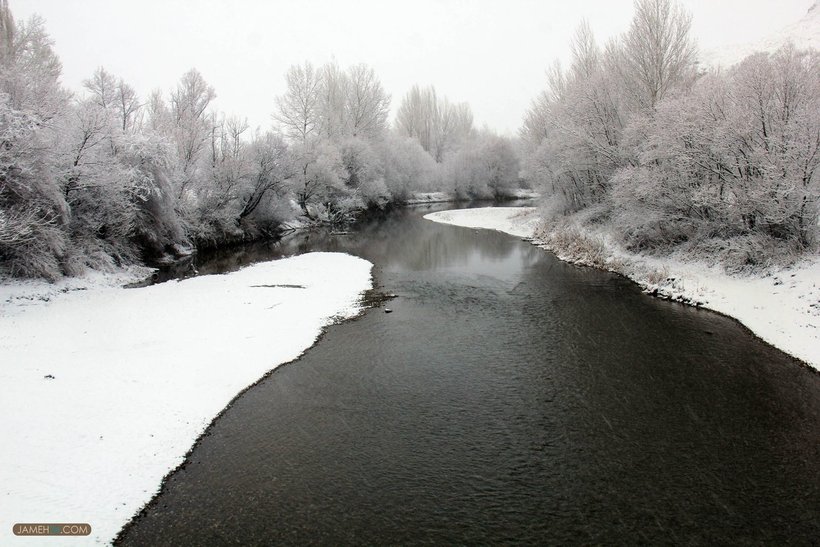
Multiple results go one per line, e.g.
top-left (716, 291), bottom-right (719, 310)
top-left (0, 252), bottom-right (372, 545)
top-left (425, 207), bottom-right (820, 371)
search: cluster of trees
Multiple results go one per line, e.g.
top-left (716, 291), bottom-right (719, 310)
top-left (522, 0), bottom-right (819, 267)
top-left (0, 1), bottom-right (291, 279)
top-left (0, 1), bottom-right (522, 280)
top-left (395, 85), bottom-right (474, 162)
top-left (275, 64), bottom-right (522, 220)
top-left (393, 85), bottom-right (520, 199)
top-left (272, 60), bottom-right (427, 219)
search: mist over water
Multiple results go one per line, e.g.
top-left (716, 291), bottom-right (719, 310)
top-left (119, 205), bottom-right (820, 545)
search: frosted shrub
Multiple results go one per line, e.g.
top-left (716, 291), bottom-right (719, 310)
top-left (645, 267), bottom-right (669, 285)
top-left (521, 1), bottom-right (819, 268)
top-left (339, 137), bottom-right (389, 208)
top-left (1, 223), bottom-right (66, 280)
top-left (0, 102), bottom-right (69, 279)
top-left (377, 133), bottom-right (437, 202)
top-left (320, 195), bottom-right (362, 226)
top-left (535, 221), bottom-right (608, 269)
top-left (357, 177), bottom-right (390, 209)
top-left (691, 235), bottom-right (802, 274)
top-left (395, 85), bottom-right (473, 162)
top-left (572, 203), bottom-right (610, 226)
top-left (609, 166), bottom-right (701, 251)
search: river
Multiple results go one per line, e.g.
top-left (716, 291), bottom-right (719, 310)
top-left (117, 203), bottom-right (820, 545)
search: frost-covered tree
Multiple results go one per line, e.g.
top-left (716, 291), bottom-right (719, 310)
top-left (520, 22), bottom-right (626, 214)
top-left (338, 136), bottom-right (389, 207)
top-left (275, 62), bottom-right (321, 144)
top-left (81, 67), bottom-right (142, 145)
top-left (615, 0), bottom-right (697, 111)
top-left (289, 139), bottom-right (345, 219)
top-left (56, 66), bottom-right (193, 272)
top-left (395, 85), bottom-right (436, 154)
top-left (75, 72), bottom-right (189, 261)
top-left (395, 85), bottom-right (474, 162)
top-left (0, 0), bottom-right (304, 278)
top-left (274, 60), bottom-right (394, 218)
top-left (169, 69), bottom-right (216, 198)
top-left (521, 0), bottom-right (817, 266)
top-left (376, 132), bottom-right (437, 201)
top-left (610, 43), bottom-right (819, 263)
top-left (140, 69), bottom-right (270, 250)
top-left (0, 6), bottom-right (65, 121)
top-left (317, 60), bottom-right (348, 140)
top-left (115, 78), bottom-right (141, 133)
top-left (300, 60), bottom-right (392, 144)
top-left (59, 103), bottom-right (143, 272)
top-left (181, 113), bottom-right (249, 243)
top-left (123, 131), bottom-right (188, 260)
top-left (0, 0), bottom-right (69, 278)
top-left (0, 98), bottom-right (67, 278)
top-left (345, 63), bottom-right (390, 139)
top-left (83, 67), bottom-right (117, 110)
top-left (439, 133), bottom-right (520, 199)
top-left (239, 131), bottom-right (291, 223)
top-left (477, 134), bottom-right (521, 197)
top-left (145, 88), bottom-right (170, 133)
top-left (434, 99), bottom-right (473, 163)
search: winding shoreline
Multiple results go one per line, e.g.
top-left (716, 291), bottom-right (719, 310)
top-left (0, 252), bottom-right (373, 545)
top-left (425, 207), bottom-right (820, 371)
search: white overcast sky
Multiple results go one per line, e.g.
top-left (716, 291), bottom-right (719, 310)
top-left (13, 0), bottom-right (814, 135)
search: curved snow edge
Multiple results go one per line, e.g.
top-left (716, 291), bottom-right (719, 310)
top-left (425, 208), bottom-right (820, 371)
top-left (0, 252), bottom-right (373, 546)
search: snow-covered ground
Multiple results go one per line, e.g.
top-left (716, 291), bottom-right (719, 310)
top-left (0, 252), bottom-right (372, 545)
top-left (0, 265), bottom-right (155, 314)
top-left (503, 188), bottom-right (541, 200)
top-left (406, 191), bottom-right (458, 204)
top-left (425, 207), bottom-right (539, 238)
top-left (425, 208), bottom-right (820, 370)
top-left (406, 190), bottom-right (540, 205)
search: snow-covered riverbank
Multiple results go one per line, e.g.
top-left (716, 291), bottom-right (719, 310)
top-left (0, 252), bottom-right (372, 545)
top-left (425, 208), bottom-right (820, 370)
top-left (406, 189), bottom-right (540, 205)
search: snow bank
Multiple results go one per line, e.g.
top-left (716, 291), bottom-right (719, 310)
top-left (424, 207), bottom-right (539, 238)
top-left (406, 191), bottom-right (457, 204)
top-left (0, 252), bottom-right (372, 545)
top-left (406, 190), bottom-right (540, 205)
top-left (627, 252), bottom-right (820, 370)
top-left (425, 208), bottom-right (820, 370)
top-left (0, 265), bottom-right (155, 316)
top-left (500, 188), bottom-right (541, 200)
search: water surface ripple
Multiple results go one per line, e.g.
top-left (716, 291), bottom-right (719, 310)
top-left (118, 205), bottom-right (820, 545)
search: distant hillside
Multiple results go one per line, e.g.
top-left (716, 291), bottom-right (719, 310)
top-left (701, 1), bottom-right (820, 67)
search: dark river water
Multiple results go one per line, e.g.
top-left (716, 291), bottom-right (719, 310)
top-left (118, 204), bottom-right (820, 545)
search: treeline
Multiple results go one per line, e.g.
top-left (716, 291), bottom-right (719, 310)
top-left (521, 0), bottom-right (819, 269)
top-left (0, 1), bottom-right (521, 280)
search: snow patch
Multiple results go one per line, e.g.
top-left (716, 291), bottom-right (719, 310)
top-left (0, 265), bottom-right (156, 317)
top-left (426, 207), bottom-right (820, 370)
top-left (406, 192), bottom-right (457, 204)
top-left (0, 252), bottom-right (372, 545)
top-left (501, 188), bottom-right (541, 200)
top-left (408, 190), bottom-right (540, 205)
top-left (424, 207), bottom-right (539, 238)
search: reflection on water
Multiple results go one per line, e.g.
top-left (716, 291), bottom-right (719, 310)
top-left (148, 201), bottom-right (537, 283)
top-left (118, 204), bottom-right (820, 546)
